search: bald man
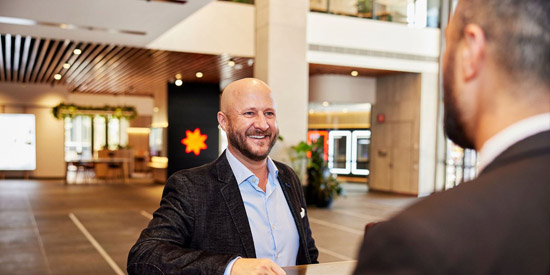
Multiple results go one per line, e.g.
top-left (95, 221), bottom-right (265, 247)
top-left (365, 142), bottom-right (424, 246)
top-left (128, 78), bottom-right (318, 275)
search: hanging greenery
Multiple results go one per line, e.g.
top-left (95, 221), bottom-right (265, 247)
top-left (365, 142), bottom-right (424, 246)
top-left (51, 103), bottom-right (138, 120)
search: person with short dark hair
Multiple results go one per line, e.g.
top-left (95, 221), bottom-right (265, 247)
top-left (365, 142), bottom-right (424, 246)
top-left (354, 0), bottom-right (550, 273)
top-left (128, 78), bottom-right (318, 275)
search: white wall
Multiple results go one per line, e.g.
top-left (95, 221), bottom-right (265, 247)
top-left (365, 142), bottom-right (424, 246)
top-left (309, 74), bottom-right (376, 103)
top-left (307, 12), bottom-right (440, 58)
top-left (306, 12), bottom-right (440, 74)
top-left (0, 83), bottom-right (154, 178)
top-left (147, 1), bottom-right (255, 57)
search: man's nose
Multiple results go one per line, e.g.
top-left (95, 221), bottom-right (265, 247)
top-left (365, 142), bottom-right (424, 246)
top-left (254, 114), bottom-right (270, 131)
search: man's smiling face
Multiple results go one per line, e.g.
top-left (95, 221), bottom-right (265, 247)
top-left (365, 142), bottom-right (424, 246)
top-left (221, 79), bottom-right (279, 162)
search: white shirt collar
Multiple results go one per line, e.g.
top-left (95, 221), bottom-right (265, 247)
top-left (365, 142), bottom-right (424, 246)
top-left (225, 148), bottom-right (278, 185)
top-left (478, 113), bottom-right (550, 172)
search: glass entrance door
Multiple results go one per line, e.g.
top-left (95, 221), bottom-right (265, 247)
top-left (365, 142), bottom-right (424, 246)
top-left (328, 130), bottom-right (352, 174)
top-left (352, 130), bottom-right (371, 175)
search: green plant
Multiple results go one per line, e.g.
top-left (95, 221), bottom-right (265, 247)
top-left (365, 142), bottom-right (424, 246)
top-left (292, 138), bottom-right (342, 207)
top-left (357, 0), bottom-right (372, 14)
top-left (51, 103), bottom-right (138, 120)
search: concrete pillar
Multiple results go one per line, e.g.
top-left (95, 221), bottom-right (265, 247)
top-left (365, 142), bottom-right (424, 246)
top-left (418, 72), bottom-right (439, 196)
top-left (254, 0), bottom-right (309, 164)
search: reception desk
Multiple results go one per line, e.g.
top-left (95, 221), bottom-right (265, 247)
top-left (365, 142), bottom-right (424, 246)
top-left (283, 261), bottom-right (357, 275)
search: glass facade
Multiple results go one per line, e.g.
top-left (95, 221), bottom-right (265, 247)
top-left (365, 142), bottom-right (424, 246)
top-left (444, 141), bottom-right (478, 189)
top-left (64, 115), bottom-right (128, 160)
top-left (219, 0), bottom-right (441, 28)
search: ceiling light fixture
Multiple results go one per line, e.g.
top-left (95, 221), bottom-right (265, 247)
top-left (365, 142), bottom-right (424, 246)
top-left (227, 60), bottom-right (235, 67)
top-left (195, 72), bottom-right (203, 78)
top-left (351, 70), bottom-right (359, 77)
top-left (54, 74), bottom-right (62, 80)
top-left (322, 101), bottom-right (330, 107)
top-left (73, 49), bottom-right (82, 55)
top-left (174, 73), bottom-right (183, 86)
top-left (63, 63), bottom-right (71, 69)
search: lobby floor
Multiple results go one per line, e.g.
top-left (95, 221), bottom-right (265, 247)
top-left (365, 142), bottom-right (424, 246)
top-left (0, 180), bottom-right (418, 275)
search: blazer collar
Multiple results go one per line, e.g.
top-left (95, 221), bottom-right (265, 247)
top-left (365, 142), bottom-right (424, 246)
top-left (481, 130), bottom-right (550, 175)
top-left (216, 152), bottom-right (257, 258)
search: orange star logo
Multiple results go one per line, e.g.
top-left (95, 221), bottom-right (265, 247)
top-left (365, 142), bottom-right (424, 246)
top-left (181, 128), bottom-right (208, 156)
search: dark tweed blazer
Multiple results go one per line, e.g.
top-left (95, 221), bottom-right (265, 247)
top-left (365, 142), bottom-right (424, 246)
top-left (128, 151), bottom-right (318, 274)
top-left (354, 131), bottom-right (550, 275)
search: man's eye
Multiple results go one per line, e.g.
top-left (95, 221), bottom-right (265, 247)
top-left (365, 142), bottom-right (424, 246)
top-left (265, 112), bottom-right (275, 117)
top-left (244, 112), bottom-right (254, 116)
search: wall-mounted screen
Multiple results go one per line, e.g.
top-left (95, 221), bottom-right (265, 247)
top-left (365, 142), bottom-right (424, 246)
top-left (0, 114), bottom-right (36, 170)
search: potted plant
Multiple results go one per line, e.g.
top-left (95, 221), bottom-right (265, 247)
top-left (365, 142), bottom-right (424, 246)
top-left (292, 138), bottom-right (342, 208)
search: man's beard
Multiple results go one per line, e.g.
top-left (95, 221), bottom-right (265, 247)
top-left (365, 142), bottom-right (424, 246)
top-left (442, 47), bottom-right (476, 150)
top-left (226, 121), bottom-right (278, 162)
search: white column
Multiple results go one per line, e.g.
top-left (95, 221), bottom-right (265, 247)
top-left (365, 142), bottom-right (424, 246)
top-left (254, 0), bottom-right (309, 164)
top-left (418, 72), bottom-right (439, 196)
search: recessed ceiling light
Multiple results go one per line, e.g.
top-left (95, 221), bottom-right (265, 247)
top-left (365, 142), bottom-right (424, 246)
top-left (175, 79), bottom-right (183, 86)
top-left (195, 72), bottom-right (203, 78)
top-left (73, 49), bottom-right (82, 55)
top-left (175, 73), bottom-right (182, 79)
top-left (153, 107), bottom-right (159, 113)
top-left (227, 60), bottom-right (235, 67)
top-left (54, 74), bottom-right (62, 80)
top-left (247, 59), bottom-right (254, 66)
top-left (322, 101), bottom-right (329, 107)
top-left (63, 63), bottom-right (71, 69)
top-left (351, 70), bottom-right (359, 77)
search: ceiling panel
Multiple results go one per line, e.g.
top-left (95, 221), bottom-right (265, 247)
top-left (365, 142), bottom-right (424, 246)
top-left (0, 33), bottom-right (254, 96)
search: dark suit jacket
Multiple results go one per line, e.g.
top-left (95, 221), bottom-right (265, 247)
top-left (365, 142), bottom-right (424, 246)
top-left (354, 131), bottom-right (550, 274)
top-left (128, 151), bottom-right (318, 274)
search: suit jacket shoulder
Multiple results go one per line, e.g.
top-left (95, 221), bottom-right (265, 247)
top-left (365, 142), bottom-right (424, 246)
top-left (354, 131), bottom-right (550, 274)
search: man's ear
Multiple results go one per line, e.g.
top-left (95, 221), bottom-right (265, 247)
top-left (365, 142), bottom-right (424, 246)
top-left (461, 24), bottom-right (486, 81)
top-left (217, 111), bottom-right (228, 132)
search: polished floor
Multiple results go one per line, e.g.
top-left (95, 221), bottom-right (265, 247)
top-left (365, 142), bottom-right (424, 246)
top-left (0, 179), bottom-right (418, 275)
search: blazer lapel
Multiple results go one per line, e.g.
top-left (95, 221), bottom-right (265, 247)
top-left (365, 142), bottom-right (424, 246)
top-left (276, 166), bottom-right (310, 259)
top-left (216, 153), bottom-right (256, 258)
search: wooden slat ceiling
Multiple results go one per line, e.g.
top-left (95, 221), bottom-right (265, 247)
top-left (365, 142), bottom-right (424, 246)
top-left (0, 33), bottom-right (254, 96)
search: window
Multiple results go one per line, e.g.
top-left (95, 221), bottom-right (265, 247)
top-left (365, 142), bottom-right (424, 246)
top-left (64, 115), bottom-right (128, 160)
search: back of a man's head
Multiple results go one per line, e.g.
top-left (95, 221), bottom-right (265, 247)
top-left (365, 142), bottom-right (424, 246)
top-left (456, 0), bottom-right (549, 88)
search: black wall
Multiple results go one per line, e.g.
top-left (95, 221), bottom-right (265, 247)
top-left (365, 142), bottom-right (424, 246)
top-left (167, 82), bottom-right (220, 177)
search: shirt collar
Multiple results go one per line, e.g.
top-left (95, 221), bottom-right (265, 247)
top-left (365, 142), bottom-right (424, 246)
top-left (225, 148), bottom-right (279, 185)
top-left (478, 112), bottom-right (550, 172)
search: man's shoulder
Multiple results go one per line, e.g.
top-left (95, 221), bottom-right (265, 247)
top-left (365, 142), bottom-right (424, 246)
top-left (172, 160), bottom-right (217, 178)
top-left (168, 154), bottom-right (228, 185)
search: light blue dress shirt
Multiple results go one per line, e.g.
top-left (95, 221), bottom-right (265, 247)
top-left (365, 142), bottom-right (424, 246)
top-left (223, 149), bottom-right (299, 274)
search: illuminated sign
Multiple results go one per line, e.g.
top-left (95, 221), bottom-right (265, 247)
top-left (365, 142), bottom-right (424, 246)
top-left (181, 128), bottom-right (207, 156)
